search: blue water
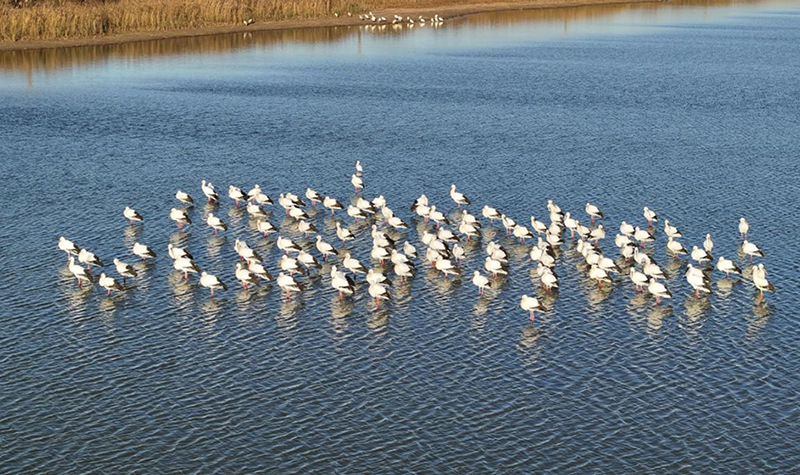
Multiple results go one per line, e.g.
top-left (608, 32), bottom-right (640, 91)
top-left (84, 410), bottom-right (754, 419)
top-left (2, 1), bottom-right (800, 472)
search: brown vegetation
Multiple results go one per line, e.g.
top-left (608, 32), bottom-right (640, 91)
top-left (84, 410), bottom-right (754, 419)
top-left (0, 0), bottom-right (367, 42)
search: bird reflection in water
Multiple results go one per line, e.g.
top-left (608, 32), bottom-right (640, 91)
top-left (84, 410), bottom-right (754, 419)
top-left (714, 276), bottom-right (740, 298)
top-left (646, 305), bottom-right (672, 334)
top-left (206, 235), bottom-right (226, 258)
top-left (587, 283), bottom-right (614, 306)
top-left (168, 230), bottom-right (191, 247)
top-left (123, 224), bottom-right (143, 247)
top-left (330, 294), bottom-right (355, 319)
top-left (684, 294), bottom-right (711, 323)
top-left (367, 307), bottom-right (390, 333)
top-left (517, 325), bottom-right (544, 364)
top-left (276, 297), bottom-right (303, 330)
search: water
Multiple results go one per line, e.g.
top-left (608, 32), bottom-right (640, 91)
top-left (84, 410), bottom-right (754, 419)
top-left (2, 1), bottom-right (800, 472)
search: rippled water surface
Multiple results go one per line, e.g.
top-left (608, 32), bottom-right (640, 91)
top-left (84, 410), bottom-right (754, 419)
top-left (2, 1), bottom-right (800, 472)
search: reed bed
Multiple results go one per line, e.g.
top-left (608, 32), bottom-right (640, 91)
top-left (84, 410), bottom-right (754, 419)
top-left (0, 0), bottom-right (367, 41)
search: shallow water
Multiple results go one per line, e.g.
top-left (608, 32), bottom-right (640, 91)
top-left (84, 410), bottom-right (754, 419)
top-left (2, 0), bottom-right (800, 472)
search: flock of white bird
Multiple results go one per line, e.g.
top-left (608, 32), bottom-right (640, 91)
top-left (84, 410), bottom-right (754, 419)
top-left (333, 11), bottom-right (446, 26)
top-left (57, 160), bottom-right (774, 323)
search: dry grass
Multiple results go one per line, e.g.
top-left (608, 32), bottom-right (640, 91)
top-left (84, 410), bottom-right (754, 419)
top-left (0, 0), bottom-right (373, 41)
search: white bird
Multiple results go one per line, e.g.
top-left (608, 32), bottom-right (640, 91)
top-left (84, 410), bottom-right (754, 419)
top-left (472, 271), bottom-right (490, 295)
top-left (643, 206), bottom-right (658, 226)
top-left (633, 227), bottom-right (654, 247)
top-left (716, 256), bottom-right (741, 278)
top-left (428, 206), bottom-right (450, 228)
top-left (437, 227), bottom-right (459, 243)
top-left (355, 160), bottom-right (363, 176)
top-left (336, 222), bottom-right (355, 246)
top-left (167, 243), bottom-right (193, 261)
top-left (298, 220), bottom-right (318, 238)
top-left (347, 205), bottom-right (367, 222)
top-left (247, 184), bottom-right (263, 202)
top-left (248, 262), bottom-right (273, 281)
top-left (513, 225), bottom-right (534, 242)
top-left (330, 266), bottom-right (355, 300)
top-left (647, 278), bottom-right (672, 305)
top-left (176, 190), bottom-right (194, 207)
top-left (435, 258), bottom-right (459, 278)
top-left (742, 240), bottom-right (764, 262)
top-left (124, 206), bottom-right (143, 226)
top-left (530, 216), bottom-right (547, 236)
top-left (98, 273), bottom-right (123, 295)
top-left (703, 234), bottom-right (714, 254)
top-left (752, 263), bottom-right (775, 300)
top-left (666, 237), bottom-right (688, 257)
top-left (133, 242), bottom-right (156, 261)
top-left (462, 209), bottom-right (481, 228)
top-left (170, 207), bottom-right (192, 229)
top-left (663, 220), bottom-right (682, 239)
top-left (366, 268), bottom-right (391, 286)
top-left (343, 253), bottom-right (366, 276)
top-left (289, 206), bottom-right (309, 221)
top-left (449, 184), bottom-right (471, 208)
top-left (68, 255), bottom-right (92, 288)
top-left (629, 267), bottom-right (648, 292)
top-left (229, 185), bottom-right (247, 208)
top-left (113, 258), bottom-right (137, 282)
top-left (585, 203), bottom-right (603, 223)
top-left (323, 196), bottom-right (344, 216)
top-left (206, 213), bottom-right (227, 234)
top-left (305, 188), bottom-right (323, 208)
top-left (588, 225), bottom-right (606, 244)
top-left (58, 236), bottom-right (81, 261)
top-left (78, 248), bottom-right (104, 271)
top-left (520, 295), bottom-right (542, 322)
top-left (278, 255), bottom-right (304, 276)
top-left (482, 206), bottom-right (502, 226)
top-left (691, 245), bottom-right (712, 264)
top-left (277, 194), bottom-right (294, 212)
top-left (459, 221), bottom-right (480, 241)
top-left (356, 197), bottom-right (377, 215)
top-left (589, 265), bottom-right (612, 289)
top-left (173, 256), bottom-right (200, 280)
top-left (255, 192), bottom-right (273, 206)
top-left (247, 202), bottom-right (268, 219)
top-left (201, 180), bottom-right (219, 203)
top-left (276, 236), bottom-right (301, 255)
top-left (403, 241), bottom-right (417, 259)
top-left (315, 236), bottom-right (336, 261)
top-left (501, 215), bottom-right (516, 235)
top-left (686, 267), bottom-right (712, 298)
top-left (643, 261), bottom-right (665, 281)
top-left (297, 250), bottom-right (321, 271)
top-left (372, 195), bottom-right (387, 210)
top-left (371, 245), bottom-right (390, 264)
top-left (235, 262), bottom-right (259, 289)
top-left (394, 262), bottom-right (414, 283)
top-left (540, 268), bottom-right (559, 292)
top-left (484, 256), bottom-right (507, 278)
top-left (277, 272), bottom-right (303, 299)
top-left (739, 217), bottom-right (749, 241)
top-left (351, 174), bottom-right (364, 193)
top-left (619, 221), bottom-right (635, 237)
top-left (547, 199), bottom-right (562, 216)
top-left (234, 239), bottom-right (262, 263)
top-left (200, 271), bottom-right (227, 297)
top-left (257, 220), bottom-right (277, 238)
top-left (452, 243), bottom-right (465, 264)
top-left (368, 282), bottom-right (390, 307)
top-left (387, 215), bottom-right (409, 230)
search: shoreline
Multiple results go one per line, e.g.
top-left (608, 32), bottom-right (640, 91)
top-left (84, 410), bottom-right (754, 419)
top-left (0, 0), bottom-right (657, 52)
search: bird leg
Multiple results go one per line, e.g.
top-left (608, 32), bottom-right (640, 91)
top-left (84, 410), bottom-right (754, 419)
top-left (529, 311), bottom-right (534, 322)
